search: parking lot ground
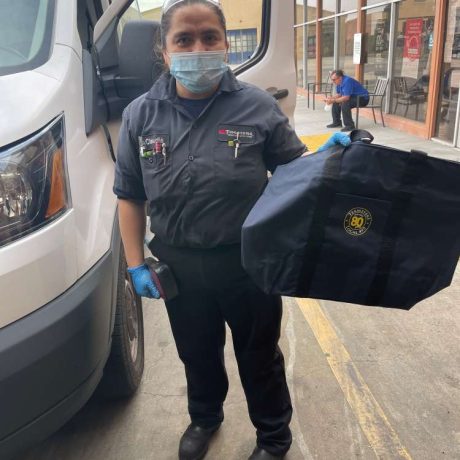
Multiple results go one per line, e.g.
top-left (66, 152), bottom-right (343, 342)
top-left (19, 98), bottom-right (460, 460)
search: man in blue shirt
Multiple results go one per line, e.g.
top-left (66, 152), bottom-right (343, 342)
top-left (325, 69), bottom-right (369, 132)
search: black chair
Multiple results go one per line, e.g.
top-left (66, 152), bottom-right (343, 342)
top-left (391, 76), bottom-right (426, 121)
top-left (307, 72), bottom-right (333, 110)
top-left (355, 77), bottom-right (389, 128)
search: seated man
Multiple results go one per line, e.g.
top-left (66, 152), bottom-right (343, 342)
top-left (325, 69), bottom-right (369, 132)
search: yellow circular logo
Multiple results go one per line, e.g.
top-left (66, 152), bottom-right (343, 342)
top-left (344, 208), bottom-right (372, 236)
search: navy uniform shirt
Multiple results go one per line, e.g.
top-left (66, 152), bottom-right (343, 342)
top-left (114, 70), bottom-right (306, 248)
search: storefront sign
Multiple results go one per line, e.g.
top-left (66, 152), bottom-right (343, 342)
top-left (403, 18), bottom-right (423, 60)
top-left (353, 33), bottom-right (362, 64)
top-left (402, 18), bottom-right (423, 79)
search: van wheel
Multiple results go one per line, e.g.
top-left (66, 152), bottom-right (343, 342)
top-left (98, 246), bottom-right (145, 399)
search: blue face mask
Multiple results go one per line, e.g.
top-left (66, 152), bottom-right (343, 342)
top-left (169, 50), bottom-right (228, 94)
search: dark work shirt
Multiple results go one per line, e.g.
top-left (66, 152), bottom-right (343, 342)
top-left (113, 70), bottom-right (306, 248)
top-left (337, 75), bottom-right (369, 99)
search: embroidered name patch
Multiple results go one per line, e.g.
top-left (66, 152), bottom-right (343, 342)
top-left (217, 125), bottom-right (256, 144)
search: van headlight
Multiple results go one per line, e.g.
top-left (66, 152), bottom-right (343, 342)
top-left (0, 114), bottom-right (71, 247)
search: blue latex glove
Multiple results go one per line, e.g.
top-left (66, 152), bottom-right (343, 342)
top-left (316, 132), bottom-right (351, 152)
top-left (127, 263), bottom-right (161, 299)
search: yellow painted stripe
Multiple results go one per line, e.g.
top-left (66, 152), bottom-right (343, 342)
top-left (299, 133), bottom-right (331, 152)
top-left (296, 298), bottom-right (412, 460)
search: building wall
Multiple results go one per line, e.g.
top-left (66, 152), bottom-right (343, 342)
top-left (141, 1), bottom-right (262, 36)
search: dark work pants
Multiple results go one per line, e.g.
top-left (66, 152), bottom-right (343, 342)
top-left (149, 238), bottom-right (293, 456)
top-left (332, 96), bottom-right (369, 127)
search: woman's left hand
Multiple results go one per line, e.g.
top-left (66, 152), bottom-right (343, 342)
top-left (316, 132), bottom-right (351, 152)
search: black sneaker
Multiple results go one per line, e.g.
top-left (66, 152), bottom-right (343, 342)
top-left (341, 125), bottom-right (355, 132)
top-left (326, 122), bottom-right (342, 128)
top-left (179, 423), bottom-right (220, 460)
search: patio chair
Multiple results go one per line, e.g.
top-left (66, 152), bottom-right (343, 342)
top-left (307, 72), bottom-right (333, 110)
top-left (355, 77), bottom-right (389, 128)
top-left (391, 76), bottom-right (426, 121)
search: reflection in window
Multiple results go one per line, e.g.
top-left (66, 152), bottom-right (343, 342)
top-left (228, 29), bottom-right (258, 65)
top-left (295, 0), bottom-right (304, 24)
top-left (363, 5), bottom-right (391, 89)
top-left (338, 13), bottom-right (357, 77)
top-left (306, 0), bottom-right (317, 21)
top-left (322, 0), bottom-right (336, 18)
top-left (340, 0), bottom-right (357, 13)
top-left (295, 26), bottom-right (305, 86)
top-left (435, 0), bottom-right (460, 142)
top-left (391, 0), bottom-right (435, 122)
top-left (307, 23), bottom-right (317, 85)
top-left (321, 19), bottom-right (335, 80)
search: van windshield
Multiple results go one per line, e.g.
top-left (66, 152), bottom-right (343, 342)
top-left (0, 0), bottom-right (55, 77)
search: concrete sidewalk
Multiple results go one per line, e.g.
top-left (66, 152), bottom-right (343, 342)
top-left (294, 95), bottom-right (460, 163)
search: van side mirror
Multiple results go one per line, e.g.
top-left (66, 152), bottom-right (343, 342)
top-left (84, 19), bottom-right (163, 135)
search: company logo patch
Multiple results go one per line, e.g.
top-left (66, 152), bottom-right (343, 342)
top-left (344, 208), bottom-right (372, 236)
top-left (217, 124), bottom-right (256, 144)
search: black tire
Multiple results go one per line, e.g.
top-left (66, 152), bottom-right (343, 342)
top-left (98, 245), bottom-right (145, 399)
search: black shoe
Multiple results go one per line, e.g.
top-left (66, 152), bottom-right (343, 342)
top-left (341, 125), bottom-right (355, 132)
top-left (179, 423), bottom-right (220, 460)
top-left (248, 447), bottom-right (285, 460)
top-left (326, 122), bottom-right (342, 128)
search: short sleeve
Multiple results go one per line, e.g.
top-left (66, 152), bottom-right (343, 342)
top-left (113, 110), bottom-right (147, 201)
top-left (263, 103), bottom-right (306, 173)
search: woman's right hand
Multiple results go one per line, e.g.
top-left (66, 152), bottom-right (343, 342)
top-left (127, 263), bottom-right (161, 299)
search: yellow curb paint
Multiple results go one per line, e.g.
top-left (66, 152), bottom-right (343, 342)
top-left (299, 133), bottom-right (331, 152)
top-left (296, 298), bottom-right (412, 460)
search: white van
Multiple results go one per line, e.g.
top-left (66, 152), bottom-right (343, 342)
top-left (0, 0), bottom-right (296, 457)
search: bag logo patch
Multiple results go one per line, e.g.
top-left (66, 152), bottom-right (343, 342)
top-left (344, 208), bottom-right (372, 236)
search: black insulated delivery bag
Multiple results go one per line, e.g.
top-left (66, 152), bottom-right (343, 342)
top-left (241, 135), bottom-right (460, 310)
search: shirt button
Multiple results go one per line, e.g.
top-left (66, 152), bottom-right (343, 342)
top-left (188, 155), bottom-right (194, 161)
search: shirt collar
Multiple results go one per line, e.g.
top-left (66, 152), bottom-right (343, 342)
top-left (146, 68), bottom-right (243, 101)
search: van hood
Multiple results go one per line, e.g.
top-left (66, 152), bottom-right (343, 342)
top-left (0, 45), bottom-right (78, 149)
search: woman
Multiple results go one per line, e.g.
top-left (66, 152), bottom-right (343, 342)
top-left (114, 1), bottom-right (337, 459)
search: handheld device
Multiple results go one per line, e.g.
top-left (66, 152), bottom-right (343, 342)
top-left (145, 257), bottom-right (179, 301)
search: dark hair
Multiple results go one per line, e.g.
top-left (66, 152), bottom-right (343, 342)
top-left (160, 0), bottom-right (227, 50)
top-left (332, 69), bottom-right (344, 77)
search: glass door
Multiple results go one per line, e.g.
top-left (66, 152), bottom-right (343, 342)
top-left (435, 0), bottom-right (460, 144)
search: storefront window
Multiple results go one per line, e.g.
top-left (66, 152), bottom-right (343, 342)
top-left (363, 5), bottom-right (391, 88)
top-left (295, 0), bottom-right (304, 24)
top-left (391, 0), bottom-right (435, 122)
top-left (295, 25), bottom-right (305, 86)
top-left (321, 19), bottom-right (335, 79)
top-left (307, 23), bottom-right (317, 85)
top-left (435, 0), bottom-right (460, 142)
top-left (338, 12), bottom-right (357, 76)
top-left (322, 0), bottom-right (336, 18)
top-left (306, 0), bottom-right (317, 21)
top-left (340, 0), bottom-right (357, 13)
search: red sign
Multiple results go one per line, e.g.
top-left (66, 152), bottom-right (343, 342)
top-left (403, 18), bottom-right (423, 61)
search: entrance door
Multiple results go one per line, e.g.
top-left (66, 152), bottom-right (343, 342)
top-left (435, 0), bottom-right (460, 145)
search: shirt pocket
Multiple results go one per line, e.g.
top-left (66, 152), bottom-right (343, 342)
top-left (140, 154), bottom-right (171, 203)
top-left (213, 142), bottom-right (266, 195)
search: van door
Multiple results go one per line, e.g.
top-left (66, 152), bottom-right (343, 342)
top-left (224, 0), bottom-right (297, 123)
top-left (89, 0), bottom-right (297, 134)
